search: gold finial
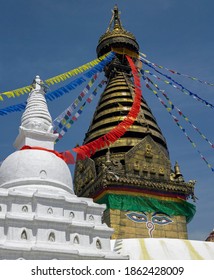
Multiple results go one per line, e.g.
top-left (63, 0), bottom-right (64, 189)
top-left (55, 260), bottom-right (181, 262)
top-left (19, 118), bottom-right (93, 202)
top-left (174, 161), bottom-right (182, 176)
top-left (105, 147), bottom-right (111, 166)
top-left (97, 5), bottom-right (139, 57)
top-left (106, 4), bottom-right (123, 32)
top-left (113, 4), bottom-right (122, 30)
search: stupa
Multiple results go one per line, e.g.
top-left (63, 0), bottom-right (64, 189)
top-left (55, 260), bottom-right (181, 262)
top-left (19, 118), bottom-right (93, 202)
top-left (0, 76), bottom-right (126, 260)
top-left (74, 5), bottom-right (196, 240)
top-left (72, 5), bottom-right (214, 260)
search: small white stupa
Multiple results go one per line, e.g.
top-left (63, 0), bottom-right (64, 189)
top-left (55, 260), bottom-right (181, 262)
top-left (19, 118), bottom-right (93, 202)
top-left (0, 76), bottom-right (127, 260)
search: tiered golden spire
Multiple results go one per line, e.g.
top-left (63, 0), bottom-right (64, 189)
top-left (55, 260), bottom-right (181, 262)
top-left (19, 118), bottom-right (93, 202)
top-left (74, 6), bottom-right (195, 240)
top-left (74, 5), bottom-right (187, 195)
top-left (81, 5), bottom-right (169, 166)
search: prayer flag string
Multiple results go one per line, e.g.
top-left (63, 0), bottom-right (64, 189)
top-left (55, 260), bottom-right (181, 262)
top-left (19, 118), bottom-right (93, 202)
top-left (54, 78), bottom-right (107, 142)
top-left (145, 75), bottom-right (214, 150)
top-left (140, 54), bottom-right (214, 87)
top-left (0, 52), bottom-right (115, 102)
top-left (45, 52), bottom-right (114, 85)
top-left (53, 73), bottom-right (100, 129)
top-left (0, 53), bottom-right (115, 117)
top-left (141, 68), bottom-right (214, 108)
top-left (45, 53), bottom-right (114, 102)
top-left (140, 64), bottom-right (214, 109)
top-left (55, 101), bottom-right (87, 143)
top-left (0, 102), bottom-right (27, 116)
top-left (142, 74), bottom-right (214, 173)
top-left (0, 74), bottom-right (97, 117)
top-left (0, 75), bottom-right (90, 117)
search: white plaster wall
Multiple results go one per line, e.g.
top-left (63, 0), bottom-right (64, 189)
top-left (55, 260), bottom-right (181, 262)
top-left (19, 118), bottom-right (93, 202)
top-left (0, 188), bottom-right (122, 259)
top-left (111, 238), bottom-right (214, 260)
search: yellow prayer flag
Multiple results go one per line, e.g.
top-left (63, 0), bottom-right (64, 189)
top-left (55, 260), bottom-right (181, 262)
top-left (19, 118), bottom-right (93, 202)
top-left (24, 89), bottom-right (28, 94)
top-left (4, 91), bottom-right (15, 98)
top-left (48, 79), bottom-right (54, 85)
top-left (65, 73), bottom-right (70, 79)
top-left (25, 86), bottom-right (32, 92)
top-left (76, 68), bottom-right (82, 73)
top-left (55, 76), bottom-right (60, 82)
top-left (46, 79), bottom-right (54, 86)
top-left (82, 65), bottom-right (89, 71)
top-left (53, 78), bottom-right (59, 84)
top-left (14, 91), bottom-right (21, 97)
top-left (66, 123), bottom-right (71, 128)
top-left (90, 61), bottom-right (97, 66)
top-left (68, 70), bottom-right (74, 76)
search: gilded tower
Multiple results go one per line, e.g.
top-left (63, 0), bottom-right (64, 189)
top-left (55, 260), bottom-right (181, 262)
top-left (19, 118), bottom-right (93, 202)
top-left (74, 5), bottom-right (196, 239)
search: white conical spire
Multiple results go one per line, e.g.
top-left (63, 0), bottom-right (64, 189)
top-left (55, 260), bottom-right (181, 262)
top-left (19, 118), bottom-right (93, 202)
top-left (14, 75), bottom-right (58, 150)
top-left (21, 75), bottom-right (53, 133)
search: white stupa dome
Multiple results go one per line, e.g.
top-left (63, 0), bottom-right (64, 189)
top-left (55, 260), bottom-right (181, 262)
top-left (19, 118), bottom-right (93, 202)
top-left (0, 75), bottom-right (73, 194)
top-left (0, 149), bottom-right (73, 193)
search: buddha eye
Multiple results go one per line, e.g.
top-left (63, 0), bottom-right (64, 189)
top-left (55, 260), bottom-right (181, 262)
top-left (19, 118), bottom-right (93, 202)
top-left (126, 212), bottom-right (148, 223)
top-left (151, 215), bottom-right (172, 225)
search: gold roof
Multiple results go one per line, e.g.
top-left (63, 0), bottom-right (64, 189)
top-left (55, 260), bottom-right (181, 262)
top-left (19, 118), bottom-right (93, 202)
top-left (96, 5), bottom-right (139, 57)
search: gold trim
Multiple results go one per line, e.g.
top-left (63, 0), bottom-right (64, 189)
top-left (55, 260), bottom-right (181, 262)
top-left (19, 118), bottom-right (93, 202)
top-left (112, 47), bottom-right (139, 58)
top-left (94, 189), bottom-right (186, 203)
top-left (85, 125), bottom-right (166, 144)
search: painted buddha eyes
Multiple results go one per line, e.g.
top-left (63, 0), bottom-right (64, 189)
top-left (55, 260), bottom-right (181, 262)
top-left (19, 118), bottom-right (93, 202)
top-left (151, 215), bottom-right (172, 225)
top-left (126, 212), bottom-right (172, 225)
top-left (126, 212), bottom-right (148, 223)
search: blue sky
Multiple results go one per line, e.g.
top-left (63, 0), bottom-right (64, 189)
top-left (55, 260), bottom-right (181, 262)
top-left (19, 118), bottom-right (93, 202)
top-left (0, 0), bottom-right (213, 241)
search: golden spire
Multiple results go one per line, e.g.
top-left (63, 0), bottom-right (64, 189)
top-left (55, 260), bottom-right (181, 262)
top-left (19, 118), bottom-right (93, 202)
top-left (74, 6), bottom-right (196, 241)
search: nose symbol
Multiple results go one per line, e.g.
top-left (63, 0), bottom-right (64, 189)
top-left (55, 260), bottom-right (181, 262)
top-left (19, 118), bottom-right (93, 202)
top-left (146, 221), bottom-right (155, 238)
